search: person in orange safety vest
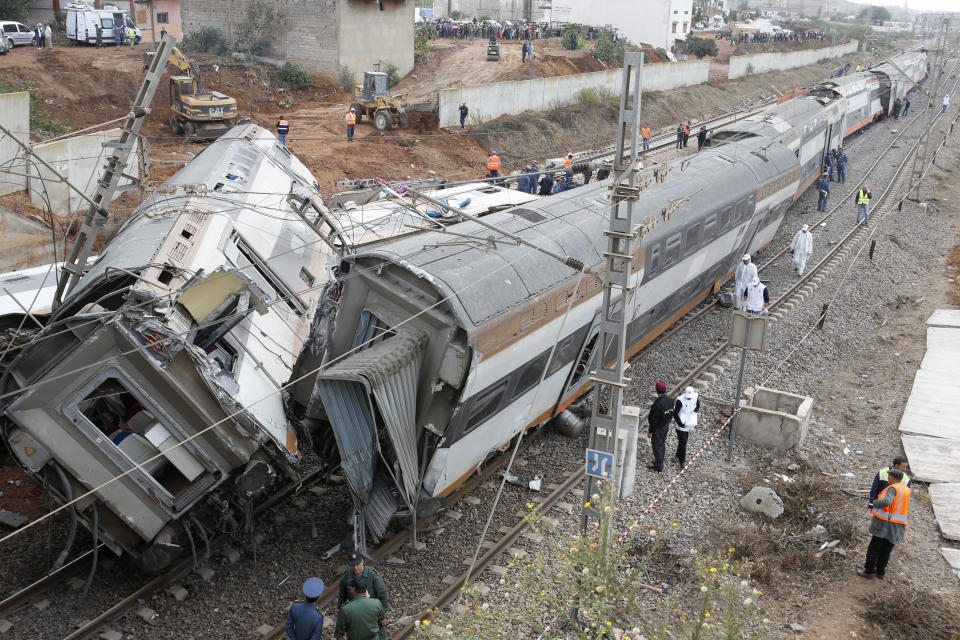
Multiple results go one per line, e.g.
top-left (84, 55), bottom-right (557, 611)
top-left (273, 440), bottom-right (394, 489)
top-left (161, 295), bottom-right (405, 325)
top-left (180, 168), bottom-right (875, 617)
top-left (857, 468), bottom-right (910, 579)
top-left (276, 118), bottom-right (289, 147)
top-left (486, 152), bottom-right (500, 178)
top-left (346, 108), bottom-right (357, 142)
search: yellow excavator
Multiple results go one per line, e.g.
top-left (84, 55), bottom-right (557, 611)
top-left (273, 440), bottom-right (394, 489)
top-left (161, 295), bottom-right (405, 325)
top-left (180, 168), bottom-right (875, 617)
top-left (146, 47), bottom-right (239, 140)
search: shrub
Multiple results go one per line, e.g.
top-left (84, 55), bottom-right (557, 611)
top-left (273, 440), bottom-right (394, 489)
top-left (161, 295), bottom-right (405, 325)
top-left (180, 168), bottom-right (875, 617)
top-left (181, 26), bottom-right (227, 55)
top-left (655, 46), bottom-right (669, 61)
top-left (232, 4), bottom-right (281, 57)
top-left (0, 0), bottom-right (30, 21)
top-left (592, 28), bottom-right (625, 65)
top-left (337, 65), bottom-right (356, 93)
top-left (680, 35), bottom-right (719, 59)
top-left (385, 63), bottom-right (401, 87)
top-left (278, 62), bottom-right (311, 90)
top-left (561, 23), bottom-right (584, 50)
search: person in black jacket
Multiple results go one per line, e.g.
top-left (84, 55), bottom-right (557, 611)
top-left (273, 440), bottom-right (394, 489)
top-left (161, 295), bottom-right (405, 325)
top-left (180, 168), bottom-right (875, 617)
top-left (538, 165), bottom-right (555, 195)
top-left (647, 381), bottom-right (675, 472)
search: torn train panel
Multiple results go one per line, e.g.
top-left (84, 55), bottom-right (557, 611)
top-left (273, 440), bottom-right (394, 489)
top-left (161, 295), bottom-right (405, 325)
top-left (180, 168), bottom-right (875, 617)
top-left (0, 122), bottom-right (338, 572)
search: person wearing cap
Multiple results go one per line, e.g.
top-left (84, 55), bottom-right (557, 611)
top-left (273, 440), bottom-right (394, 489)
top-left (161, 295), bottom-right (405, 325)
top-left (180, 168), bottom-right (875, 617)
top-left (858, 468), bottom-right (911, 580)
top-left (647, 381), bottom-right (675, 473)
top-left (790, 224), bottom-right (813, 276)
top-left (734, 254), bottom-right (757, 311)
top-left (672, 386), bottom-right (699, 467)
top-left (286, 577), bottom-right (325, 640)
top-left (538, 164), bottom-right (555, 196)
top-left (743, 276), bottom-right (768, 314)
top-left (337, 551), bottom-right (388, 639)
top-left (869, 457), bottom-right (911, 509)
top-left (817, 171), bottom-right (829, 212)
top-left (346, 108), bottom-right (357, 142)
top-left (564, 152), bottom-right (573, 168)
top-left (335, 575), bottom-right (385, 640)
top-left (836, 147), bottom-right (848, 183)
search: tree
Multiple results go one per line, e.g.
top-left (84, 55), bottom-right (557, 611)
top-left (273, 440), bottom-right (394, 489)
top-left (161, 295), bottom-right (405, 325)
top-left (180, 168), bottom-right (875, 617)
top-left (857, 5), bottom-right (890, 25)
top-left (692, 6), bottom-right (705, 26)
top-left (593, 29), bottom-right (625, 65)
top-left (680, 36), bottom-right (719, 59)
top-left (0, 0), bottom-right (31, 21)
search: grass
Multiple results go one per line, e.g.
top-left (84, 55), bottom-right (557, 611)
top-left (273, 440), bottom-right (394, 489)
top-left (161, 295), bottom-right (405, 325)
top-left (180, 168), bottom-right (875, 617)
top-left (0, 77), bottom-right (71, 140)
top-left (860, 588), bottom-right (960, 639)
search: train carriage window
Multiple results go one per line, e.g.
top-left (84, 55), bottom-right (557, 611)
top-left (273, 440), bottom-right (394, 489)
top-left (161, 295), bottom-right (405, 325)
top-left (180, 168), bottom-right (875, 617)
top-left (512, 352), bottom-right (549, 399)
top-left (547, 330), bottom-right (586, 377)
top-left (664, 233), bottom-right (682, 265)
top-left (648, 243), bottom-right (661, 274)
top-left (685, 224), bottom-right (700, 253)
top-left (703, 214), bottom-right (717, 241)
top-left (720, 206), bottom-right (733, 229)
top-left (465, 380), bottom-right (509, 432)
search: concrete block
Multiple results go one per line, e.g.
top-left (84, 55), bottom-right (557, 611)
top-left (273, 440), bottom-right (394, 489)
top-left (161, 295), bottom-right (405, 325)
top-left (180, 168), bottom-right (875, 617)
top-left (167, 585), bottom-right (188, 601)
top-left (442, 575), bottom-right (457, 585)
top-left (462, 496), bottom-right (482, 505)
top-left (452, 604), bottom-right (468, 615)
top-left (292, 498), bottom-right (308, 510)
top-left (406, 541), bottom-right (427, 551)
top-left (419, 595), bottom-right (434, 605)
top-left (136, 607), bottom-right (157, 622)
top-left (0, 92), bottom-right (28, 197)
top-left (221, 544), bottom-right (241, 564)
top-left (498, 526), bottom-right (511, 534)
top-left (522, 533), bottom-right (544, 544)
top-left (33, 599), bottom-right (49, 611)
top-left (99, 629), bottom-right (122, 640)
top-left (68, 577), bottom-right (85, 591)
top-left (445, 510), bottom-right (463, 521)
top-left (475, 584), bottom-right (491, 596)
top-left (255, 625), bottom-right (274, 637)
top-left (740, 486), bottom-right (784, 519)
top-left (509, 548), bottom-right (528, 560)
top-left (196, 565), bottom-right (215, 581)
top-left (0, 619), bottom-right (12, 634)
top-left (555, 501), bottom-right (575, 514)
top-left (490, 565), bottom-right (509, 577)
top-left (734, 387), bottom-right (813, 451)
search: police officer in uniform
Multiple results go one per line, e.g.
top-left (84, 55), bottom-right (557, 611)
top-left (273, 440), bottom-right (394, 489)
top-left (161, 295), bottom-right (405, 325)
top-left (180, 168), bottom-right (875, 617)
top-left (335, 575), bottom-right (385, 640)
top-left (285, 577), bottom-right (325, 640)
top-left (337, 551), bottom-right (388, 640)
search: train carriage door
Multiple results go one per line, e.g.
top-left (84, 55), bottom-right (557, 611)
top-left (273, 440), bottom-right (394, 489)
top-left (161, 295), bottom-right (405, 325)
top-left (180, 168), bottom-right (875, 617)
top-left (820, 123), bottom-right (834, 169)
top-left (553, 310), bottom-right (602, 416)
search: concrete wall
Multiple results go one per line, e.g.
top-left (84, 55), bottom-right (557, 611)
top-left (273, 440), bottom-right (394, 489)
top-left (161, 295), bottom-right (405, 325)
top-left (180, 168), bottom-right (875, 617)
top-left (27, 0), bottom-right (56, 26)
top-left (339, 0), bottom-right (415, 78)
top-left (27, 129), bottom-right (138, 216)
top-left (0, 206), bottom-right (57, 271)
top-left (728, 40), bottom-right (859, 79)
top-left (438, 60), bottom-right (710, 127)
top-left (0, 92), bottom-right (30, 197)
top-left (181, 0), bottom-right (413, 76)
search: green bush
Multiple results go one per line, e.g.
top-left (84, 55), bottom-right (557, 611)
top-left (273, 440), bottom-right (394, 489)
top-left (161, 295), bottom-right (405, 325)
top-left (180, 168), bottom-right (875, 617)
top-left (655, 47), bottom-right (669, 61)
top-left (385, 64), bottom-right (401, 87)
top-left (337, 64), bottom-right (356, 93)
top-left (592, 28), bottom-right (625, 65)
top-left (680, 35), bottom-right (719, 59)
top-left (561, 23), bottom-right (584, 50)
top-left (279, 62), bottom-right (312, 90)
top-left (0, 0), bottom-right (31, 21)
top-left (181, 26), bottom-right (227, 55)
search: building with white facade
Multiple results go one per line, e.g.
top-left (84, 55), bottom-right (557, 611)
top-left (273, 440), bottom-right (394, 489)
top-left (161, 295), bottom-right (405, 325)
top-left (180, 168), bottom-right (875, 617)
top-left (551, 0), bottom-right (694, 55)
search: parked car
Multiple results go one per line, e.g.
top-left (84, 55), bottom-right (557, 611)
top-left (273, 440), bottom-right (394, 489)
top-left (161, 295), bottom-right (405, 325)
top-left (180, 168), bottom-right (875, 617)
top-left (0, 21), bottom-right (36, 50)
top-left (0, 37), bottom-right (7, 54)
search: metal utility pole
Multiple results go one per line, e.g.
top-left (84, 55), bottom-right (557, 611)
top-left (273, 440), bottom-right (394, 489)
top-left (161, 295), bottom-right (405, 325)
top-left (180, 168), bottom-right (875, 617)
top-left (53, 33), bottom-right (177, 308)
top-left (581, 52), bottom-right (644, 549)
top-left (908, 17), bottom-right (949, 202)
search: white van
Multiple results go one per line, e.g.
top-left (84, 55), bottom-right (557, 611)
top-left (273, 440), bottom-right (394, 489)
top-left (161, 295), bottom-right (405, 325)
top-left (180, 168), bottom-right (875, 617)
top-left (65, 2), bottom-right (141, 45)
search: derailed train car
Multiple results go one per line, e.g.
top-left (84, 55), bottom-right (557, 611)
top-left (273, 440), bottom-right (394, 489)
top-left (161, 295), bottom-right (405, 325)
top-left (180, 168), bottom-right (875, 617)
top-left (0, 122), bottom-right (341, 572)
top-left (288, 136), bottom-right (803, 542)
top-left (288, 50), bottom-right (929, 544)
top-left (0, 122), bottom-right (540, 571)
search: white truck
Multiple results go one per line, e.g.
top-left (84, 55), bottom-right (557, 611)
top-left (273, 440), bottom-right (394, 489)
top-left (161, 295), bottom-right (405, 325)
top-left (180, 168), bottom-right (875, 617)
top-left (65, 2), bottom-right (141, 45)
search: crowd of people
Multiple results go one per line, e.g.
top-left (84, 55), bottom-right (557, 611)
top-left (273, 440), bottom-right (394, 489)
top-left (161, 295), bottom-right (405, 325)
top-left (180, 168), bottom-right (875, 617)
top-left (423, 17), bottom-right (550, 41)
top-left (715, 29), bottom-right (826, 44)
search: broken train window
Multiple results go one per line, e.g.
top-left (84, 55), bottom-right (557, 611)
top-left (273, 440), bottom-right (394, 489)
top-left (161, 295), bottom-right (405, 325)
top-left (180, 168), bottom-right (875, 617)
top-left (72, 375), bottom-right (215, 507)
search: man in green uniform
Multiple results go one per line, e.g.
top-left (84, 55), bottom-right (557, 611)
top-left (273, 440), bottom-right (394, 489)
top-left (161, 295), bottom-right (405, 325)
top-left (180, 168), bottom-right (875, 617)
top-left (334, 575), bottom-right (384, 640)
top-left (95, 22), bottom-right (103, 47)
top-left (337, 551), bottom-right (388, 639)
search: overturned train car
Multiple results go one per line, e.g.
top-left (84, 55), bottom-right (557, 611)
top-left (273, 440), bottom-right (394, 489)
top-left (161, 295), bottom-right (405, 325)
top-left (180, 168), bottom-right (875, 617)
top-left (289, 135), bottom-right (804, 543)
top-left (0, 122), bottom-right (339, 572)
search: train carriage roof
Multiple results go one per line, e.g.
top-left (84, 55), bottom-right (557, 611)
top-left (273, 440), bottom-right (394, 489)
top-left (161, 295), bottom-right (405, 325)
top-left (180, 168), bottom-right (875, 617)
top-left (345, 139), bottom-right (794, 331)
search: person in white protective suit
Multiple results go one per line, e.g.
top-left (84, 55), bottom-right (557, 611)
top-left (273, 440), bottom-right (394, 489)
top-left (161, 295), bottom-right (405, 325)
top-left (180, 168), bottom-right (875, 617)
top-left (790, 224), bottom-right (814, 276)
top-left (734, 254), bottom-right (758, 310)
top-left (672, 386), bottom-right (700, 467)
top-left (744, 276), bottom-right (769, 314)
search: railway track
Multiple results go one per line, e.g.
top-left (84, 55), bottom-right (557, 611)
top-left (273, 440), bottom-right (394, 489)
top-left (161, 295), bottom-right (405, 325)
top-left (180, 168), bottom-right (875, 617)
top-left (383, 66), bottom-right (960, 639)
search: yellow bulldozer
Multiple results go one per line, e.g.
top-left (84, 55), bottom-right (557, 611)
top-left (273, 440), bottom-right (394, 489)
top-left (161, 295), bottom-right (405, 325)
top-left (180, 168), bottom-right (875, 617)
top-left (146, 47), bottom-right (239, 140)
top-left (349, 71), bottom-right (408, 131)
